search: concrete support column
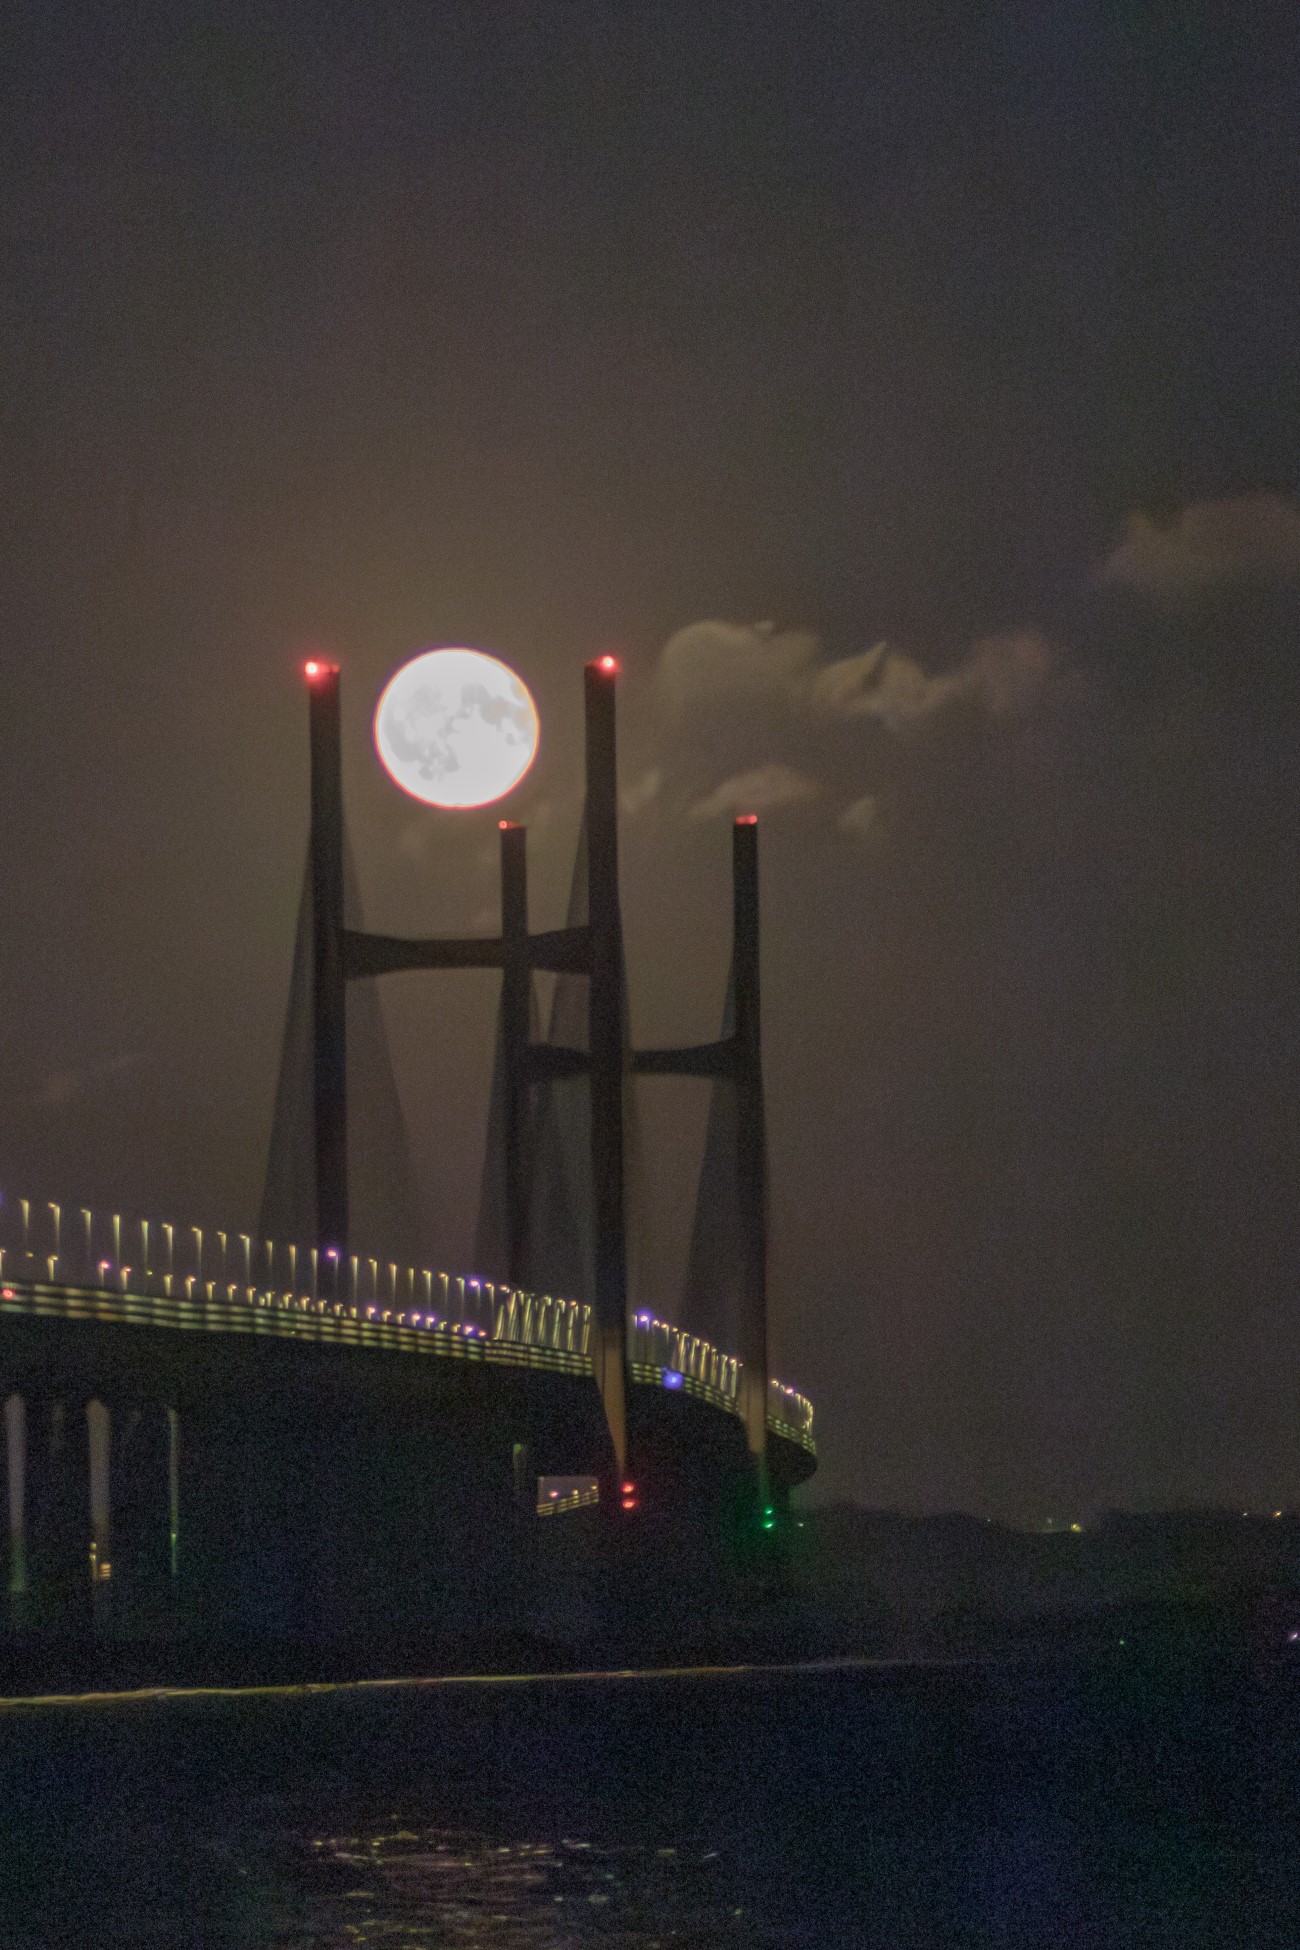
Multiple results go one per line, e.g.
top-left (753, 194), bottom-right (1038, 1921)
top-left (5, 1392), bottom-right (27, 1609)
top-left (87, 1399), bottom-right (111, 1627)
top-left (33, 1398), bottom-right (91, 1633)
top-left (167, 1406), bottom-right (180, 1583)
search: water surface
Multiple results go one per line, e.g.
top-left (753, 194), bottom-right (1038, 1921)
top-left (2, 1656), bottom-right (1298, 1946)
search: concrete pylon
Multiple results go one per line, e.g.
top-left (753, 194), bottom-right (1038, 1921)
top-left (168, 1406), bottom-right (180, 1584)
top-left (584, 659), bottom-right (629, 1482)
top-left (87, 1398), bottom-right (111, 1628)
top-left (732, 818), bottom-right (770, 1488)
top-left (5, 1392), bottom-right (27, 1609)
top-left (306, 661), bottom-right (349, 1257)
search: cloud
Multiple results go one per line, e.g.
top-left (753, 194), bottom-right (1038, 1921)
top-left (621, 767), bottom-right (662, 817)
top-left (808, 642), bottom-right (888, 712)
top-left (966, 631), bottom-right (1056, 715)
top-left (658, 620), bottom-right (819, 713)
top-left (649, 618), bottom-right (1054, 844)
top-left (1098, 495), bottom-right (1300, 602)
top-left (838, 794), bottom-right (879, 838)
top-left (647, 494), bottom-right (1296, 850)
top-left (818, 631), bottom-right (1052, 734)
top-left (688, 763), bottom-right (820, 821)
top-left (658, 618), bottom-right (1052, 738)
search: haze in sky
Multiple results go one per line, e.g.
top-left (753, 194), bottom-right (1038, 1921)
top-left (1, 3), bottom-right (1298, 1520)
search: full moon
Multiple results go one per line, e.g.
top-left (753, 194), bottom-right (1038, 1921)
top-left (373, 648), bottom-right (540, 809)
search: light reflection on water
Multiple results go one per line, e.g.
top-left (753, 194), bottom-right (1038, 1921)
top-left (4, 1663), bottom-right (1298, 1946)
top-left (263, 1822), bottom-right (780, 1948)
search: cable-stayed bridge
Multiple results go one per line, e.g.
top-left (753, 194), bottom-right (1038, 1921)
top-left (1, 656), bottom-right (817, 1653)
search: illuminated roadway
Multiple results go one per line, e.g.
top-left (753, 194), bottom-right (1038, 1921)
top-left (0, 1196), bottom-right (816, 1475)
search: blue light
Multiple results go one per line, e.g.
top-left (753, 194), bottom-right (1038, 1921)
top-left (662, 1369), bottom-right (684, 1390)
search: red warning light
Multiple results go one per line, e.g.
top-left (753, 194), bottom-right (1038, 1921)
top-left (1, 1288), bottom-right (13, 1300)
top-left (594, 654), bottom-right (619, 674)
top-left (621, 1481), bottom-right (636, 1494)
top-left (736, 813), bottom-right (758, 825)
top-left (621, 1497), bottom-right (637, 1511)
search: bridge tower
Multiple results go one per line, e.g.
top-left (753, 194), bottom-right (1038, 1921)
top-left (295, 656), bottom-right (633, 1480)
top-left (287, 654), bottom-right (771, 1507)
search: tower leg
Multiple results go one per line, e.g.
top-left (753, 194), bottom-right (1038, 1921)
top-left (307, 663), bottom-right (349, 1256)
top-left (585, 660), bottom-right (628, 1482)
top-left (499, 821), bottom-right (530, 1289)
top-left (733, 818), bottom-right (770, 1492)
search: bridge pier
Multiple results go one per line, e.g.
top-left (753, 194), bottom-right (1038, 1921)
top-left (107, 1401), bottom-right (178, 1639)
top-left (21, 1398), bottom-right (92, 1636)
top-left (1, 1390), bottom-right (185, 1643)
top-left (86, 1397), bottom-right (111, 1632)
top-left (5, 1392), bottom-right (27, 1624)
top-left (168, 1405), bottom-right (180, 1582)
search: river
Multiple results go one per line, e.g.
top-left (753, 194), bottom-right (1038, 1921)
top-left (1, 1653), bottom-right (1297, 1945)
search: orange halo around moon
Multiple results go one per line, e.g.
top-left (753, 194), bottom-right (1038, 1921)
top-left (373, 647), bottom-right (540, 810)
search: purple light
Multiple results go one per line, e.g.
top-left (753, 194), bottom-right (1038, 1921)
top-left (662, 1369), bottom-right (684, 1390)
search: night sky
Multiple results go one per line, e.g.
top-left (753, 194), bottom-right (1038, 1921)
top-left (3, 3), bottom-right (1299, 1522)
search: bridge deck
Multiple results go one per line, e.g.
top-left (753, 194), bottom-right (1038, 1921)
top-left (0, 1276), bottom-right (815, 1467)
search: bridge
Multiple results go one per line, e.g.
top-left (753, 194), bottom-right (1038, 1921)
top-left (1, 655), bottom-right (818, 1655)
top-left (1, 1197), bottom-right (813, 1643)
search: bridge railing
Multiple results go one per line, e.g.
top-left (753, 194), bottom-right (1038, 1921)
top-left (490, 1287), bottom-right (591, 1356)
top-left (0, 1196), bottom-right (504, 1334)
top-left (627, 1310), bottom-right (815, 1443)
top-left (0, 1196), bottom-right (813, 1452)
